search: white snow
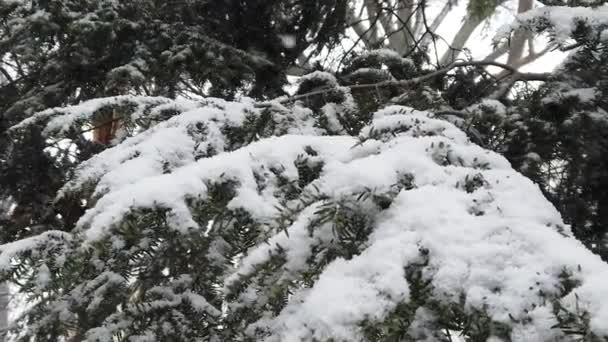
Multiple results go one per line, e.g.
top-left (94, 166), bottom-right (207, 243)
top-left (499, 5), bottom-right (608, 44)
top-left (278, 34), bottom-right (297, 49)
top-left (0, 231), bottom-right (72, 272)
top-left (222, 106), bottom-right (608, 341)
top-left (298, 71), bottom-right (339, 87)
top-left (12, 95), bottom-right (199, 136)
top-left (5, 97), bottom-right (608, 341)
top-left (57, 97), bottom-right (256, 197)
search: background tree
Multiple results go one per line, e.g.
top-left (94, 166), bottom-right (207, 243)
top-left (464, 2), bottom-right (608, 259)
top-left (296, 0), bottom-right (554, 73)
top-left (0, 0), bottom-right (348, 250)
top-left (2, 0), bottom-right (608, 340)
top-left (1, 78), bottom-right (608, 340)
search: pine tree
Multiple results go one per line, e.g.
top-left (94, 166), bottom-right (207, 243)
top-left (0, 0), bottom-right (348, 250)
top-left (1, 74), bottom-right (608, 340)
top-left (2, 1), bottom-right (608, 341)
top-left (463, 3), bottom-right (608, 260)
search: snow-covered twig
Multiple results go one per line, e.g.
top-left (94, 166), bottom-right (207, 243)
top-left (257, 60), bottom-right (551, 107)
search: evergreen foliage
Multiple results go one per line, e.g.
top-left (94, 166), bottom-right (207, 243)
top-left (0, 0), bottom-right (348, 245)
top-left (467, 4), bottom-right (608, 260)
top-left (1, 86), bottom-right (608, 341)
top-left (1, 1), bottom-right (608, 341)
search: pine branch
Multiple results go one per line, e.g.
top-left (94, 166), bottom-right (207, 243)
top-left (257, 60), bottom-right (551, 107)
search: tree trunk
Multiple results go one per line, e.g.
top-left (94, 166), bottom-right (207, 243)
top-left (92, 107), bottom-right (123, 145)
top-left (439, 0), bottom-right (508, 66)
top-left (0, 282), bottom-right (9, 339)
top-left (506, 0), bottom-right (534, 66)
top-left (439, 15), bottom-right (483, 66)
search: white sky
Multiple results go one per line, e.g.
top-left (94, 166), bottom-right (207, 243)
top-left (435, 0), bottom-right (565, 72)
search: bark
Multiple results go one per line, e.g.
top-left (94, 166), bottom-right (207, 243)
top-left (496, 43), bottom-right (552, 78)
top-left (483, 41), bottom-right (510, 62)
top-left (259, 60), bottom-right (550, 107)
top-left (366, 0), bottom-right (408, 50)
top-left (439, 0), bottom-right (510, 66)
top-left (429, 0), bottom-right (455, 34)
top-left (69, 332), bottom-right (84, 342)
top-left (506, 0), bottom-right (535, 66)
top-left (439, 15), bottom-right (484, 66)
top-left (347, 5), bottom-right (377, 48)
top-left (92, 108), bottom-right (122, 145)
top-left (364, 0), bottom-right (383, 46)
top-left (0, 282), bottom-right (8, 339)
top-left (412, 2), bottom-right (424, 40)
top-left (396, 0), bottom-right (416, 54)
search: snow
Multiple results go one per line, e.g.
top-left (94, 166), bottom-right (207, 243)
top-left (278, 34), bottom-right (296, 49)
top-left (12, 95), bottom-right (199, 136)
top-left (297, 71), bottom-right (339, 87)
top-left (0, 231), bottom-right (72, 272)
top-left (77, 134), bottom-right (354, 241)
top-left (254, 246), bottom-right (412, 341)
top-left (345, 67), bottom-right (396, 81)
top-left (108, 64), bottom-right (146, 83)
top-left (466, 99), bottom-right (508, 117)
top-left (543, 87), bottom-right (598, 104)
top-left (5, 97), bottom-right (608, 340)
top-left (35, 264), bottom-right (51, 288)
top-left (352, 48), bottom-right (415, 68)
top-left (499, 5), bottom-right (608, 44)
top-left (227, 109), bottom-right (608, 340)
top-left (57, 97), bottom-right (256, 197)
top-left (602, 28), bottom-right (608, 41)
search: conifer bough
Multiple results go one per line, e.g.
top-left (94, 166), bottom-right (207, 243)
top-left (2, 95), bottom-right (608, 341)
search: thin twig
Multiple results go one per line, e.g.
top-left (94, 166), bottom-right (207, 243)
top-left (338, 7), bottom-right (385, 70)
top-left (257, 60), bottom-right (550, 107)
top-left (419, 0), bottom-right (441, 68)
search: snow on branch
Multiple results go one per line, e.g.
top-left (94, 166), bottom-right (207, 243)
top-left (260, 60), bottom-right (551, 107)
top-left (496, 5), bottom-right (608, 45)
top-left (11, 95), bottom-right (200, 136)
top-left (3, 97), bottom-right (608, 340)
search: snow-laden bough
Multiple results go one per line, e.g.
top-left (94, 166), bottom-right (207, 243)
top-left (2, 97), bottom-right (608, 341)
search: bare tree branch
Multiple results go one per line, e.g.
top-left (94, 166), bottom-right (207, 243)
top-left (439, 15), bottom-right (484, 66)
top-left (397, 0), bottom-right (416, 53)
top-left (496, 43), bottom-right (552, 79)
top-left (338, 7), bottom-right (386, 70)
top-left (258, 60), bottom-right (551, 107)
top-left (439, 0), bottom-right (508, 66)
top-left (506, 0), bottom-right (534, 66)
top-left (419, 0), bottom-right (456, 49)
top-left (419, 0), bottom-right (441, 67)
top-left (347, 6), bottom-right (376, 48)
top-left (378, 5), bottom-right (420, 55)
top-left (483, 41), bottom-right (510, 62)
top-left (0, 66), bottom-right (14, 85)
top-left (412, 1), bottom-right (425, 40)
top-left (364, 0), bottom-right (390, 46)
top-left (0, 282), bottom-right (8, 341)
